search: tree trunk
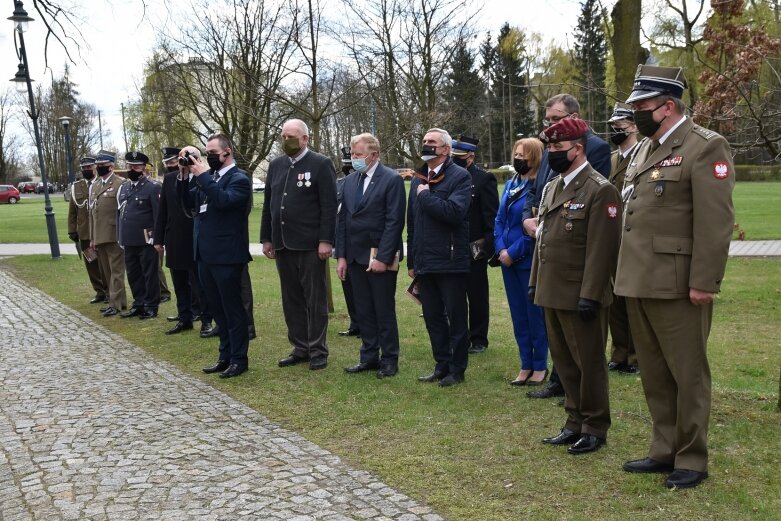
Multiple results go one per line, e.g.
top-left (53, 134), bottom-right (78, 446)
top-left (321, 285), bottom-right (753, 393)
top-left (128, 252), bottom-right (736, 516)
top-left (611, 0), bottom-right (648, 101)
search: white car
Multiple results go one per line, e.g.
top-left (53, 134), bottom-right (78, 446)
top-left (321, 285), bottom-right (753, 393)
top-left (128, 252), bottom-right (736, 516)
top-left (498, 165), bottom-right (514, 171)
top-left (252, 178), bottom-right (265, 192)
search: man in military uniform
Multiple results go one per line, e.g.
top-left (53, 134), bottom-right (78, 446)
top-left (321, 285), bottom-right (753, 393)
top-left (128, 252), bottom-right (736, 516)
top-left (451, 135), bottom-right (499, 355)
top-left (118, 151), bottom-right (162, 319)
top-left (606, 103), bottom-right (640, 374)
top-left (68, 156), bottom-right (108, 304)
top-left (616, 65), bottom-right (735, 489)
top-left (530, 118), bottom-right (621, 455)
top-left (90, 153), bottom-right (128, 317)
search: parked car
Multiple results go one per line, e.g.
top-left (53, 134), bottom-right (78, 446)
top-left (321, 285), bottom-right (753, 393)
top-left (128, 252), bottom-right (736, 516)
top-left (0, 185), bottom-right (21, 204)
top-left (35, 181), bottom-right (54, 194)
top-left (252, 178), bottom-right (265, 192)
top-left (396, 168), bottom-right (415, 180)
top-left (497, 164), bottom-right (515, 171)
top-left (17, 181), bottom-right (36, 193)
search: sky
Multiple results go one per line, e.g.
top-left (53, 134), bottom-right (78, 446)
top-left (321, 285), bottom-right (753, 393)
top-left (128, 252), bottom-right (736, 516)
top-left (0, 0), bottom-right (583, 156)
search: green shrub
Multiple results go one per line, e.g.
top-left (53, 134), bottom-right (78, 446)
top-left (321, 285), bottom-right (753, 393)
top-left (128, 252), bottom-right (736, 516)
top-left (733, 164), bottom-right (781, 181)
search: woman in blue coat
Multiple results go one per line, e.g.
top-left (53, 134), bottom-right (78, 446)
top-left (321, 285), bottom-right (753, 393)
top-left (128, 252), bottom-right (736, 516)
top-left (494, 138), bottom-right (549, 386)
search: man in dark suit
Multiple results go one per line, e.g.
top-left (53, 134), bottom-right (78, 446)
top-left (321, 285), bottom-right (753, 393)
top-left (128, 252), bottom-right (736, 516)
top-left (407, 128), bottom-right (473, 387)
top-left (118, 151), bottom-right (162, 320)
top-left (178, 135), bottom-right (252, 378)
top-left (336, 145), bottom-right (361, 338)
top-left (451, 135), bottom-right (499, 354)
top-left (522, 93), bottom-right (612, 400)
top-left (154, 147), bottom-right (213, 336)
top-left (261, 119), bottom-right (338, 371)
top-left (336, 133), bottom-right (406, 378)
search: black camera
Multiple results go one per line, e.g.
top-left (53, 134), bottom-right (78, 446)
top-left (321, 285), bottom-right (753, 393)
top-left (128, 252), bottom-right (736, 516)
top-left (178, 151), bottom-right (197, 166)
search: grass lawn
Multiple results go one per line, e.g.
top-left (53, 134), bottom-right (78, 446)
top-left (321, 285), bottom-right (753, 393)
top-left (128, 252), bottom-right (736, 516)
top-left (2, 255), bottom-right (779, 520)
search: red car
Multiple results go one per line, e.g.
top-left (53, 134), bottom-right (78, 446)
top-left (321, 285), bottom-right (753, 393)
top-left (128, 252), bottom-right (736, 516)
top-left (17, 182), bottom-right (36, 193)
top-left (0, 185), bottom-right (21, 204)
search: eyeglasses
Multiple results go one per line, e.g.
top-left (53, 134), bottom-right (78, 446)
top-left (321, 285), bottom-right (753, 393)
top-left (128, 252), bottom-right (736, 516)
top-left (542, 112), bottom-right (572, 128)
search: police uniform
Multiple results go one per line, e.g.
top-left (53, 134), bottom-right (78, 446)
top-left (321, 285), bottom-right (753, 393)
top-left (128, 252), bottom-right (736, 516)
top-left (118, 151), bottom-right (162, 318)
top-left (530, 118), bottom-right (622, 449)
top-left (89, 154), bottom-right (128, 315)
top-left (67, 156), bottom-right (108, 302)
top-left (616, 66), bottom-right (735, 482)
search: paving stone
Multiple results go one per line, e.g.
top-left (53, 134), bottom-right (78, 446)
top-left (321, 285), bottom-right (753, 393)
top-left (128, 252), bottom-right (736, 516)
top-left (0, 267), bottom-right (439, 520)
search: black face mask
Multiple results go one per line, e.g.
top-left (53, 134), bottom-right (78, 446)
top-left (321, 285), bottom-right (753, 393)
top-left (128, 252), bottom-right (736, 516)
top-left (513, 158), bottom-right (530, 176)
top-left (610, 127), bottom-right (630, 146)
top-left (548, 147), bottom-right (575, 174)
top-left (128, 170), bottom-right (143, 182)
top-left (97, 165), bottom-right (111, 177)
top-left (82, 169), bottom-right (95, 180)
top-left (420, 144), bottom-right (439, 161)
top-left (207, 152), bottom-right (225, 171)
top-left (452, 156), bottom-right (468, 168)
top-left (166, 165), bottom-right (179, 173)
top-left (634, 102), bottom-right (668, 137)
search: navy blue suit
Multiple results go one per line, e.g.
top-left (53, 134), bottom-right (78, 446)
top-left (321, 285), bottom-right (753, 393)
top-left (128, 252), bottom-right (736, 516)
top-left (336, 162), bottom-right (406, 369)
top-left (495, 175), bottom-right (548, 371)
top-left (179, 165), bottom-right (252, 368)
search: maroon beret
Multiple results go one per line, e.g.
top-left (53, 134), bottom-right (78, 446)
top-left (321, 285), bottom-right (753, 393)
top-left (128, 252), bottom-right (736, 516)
top-left (539, 118), bottom-right (589, 144)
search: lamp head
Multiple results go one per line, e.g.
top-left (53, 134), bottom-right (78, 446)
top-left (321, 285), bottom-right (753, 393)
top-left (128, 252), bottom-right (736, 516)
top-left (59, 116), bottom-right (73, 129)
top-left (8, 0), bottom-right (34, 33)
top-left (10, 61), bottom-right (28, 94)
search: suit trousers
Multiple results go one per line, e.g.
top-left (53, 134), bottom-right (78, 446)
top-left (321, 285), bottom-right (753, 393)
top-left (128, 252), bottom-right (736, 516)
top-left (417, 273), bottom-right (470, 376)
top-left (125, 245), bottom-right (161, 310)
top-left (170, 267), bottom-right (198, 323)
top-left (80, 238), bottom-right (107, 297)
top-left (241, 264), bottom-right (255, 332)
top-left (275, 249), bottom-right (329, 360)
top-left (158, 252), bottom-right (171, 298)
top-left (198, 261), bottom-right (249, 368)
top-left (467, 258), bottom-right (490, 348)
top-left (544, 307), bottom-right (611, 439)
top-left (347, 262), bottom-right (400, 368)
top-left (608, 294), bottom-right (637, 366)
top-left (96, 242), bottom-right (127, 310)
top-left (501, 264), bottom-right (548, 371)
top-left (341, 274), bottom-right (359, 330)
top-left (626, 297), bottom-right (712, 472)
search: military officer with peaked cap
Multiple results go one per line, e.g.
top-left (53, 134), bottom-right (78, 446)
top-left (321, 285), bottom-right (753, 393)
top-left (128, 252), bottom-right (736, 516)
top-left (90, 153), bottom-right (128, 316)
top-left (118, 151), bottom-right (162, 319)
top-left (529, 117), bottom-right (622, 455)
top-left (616, 65), bottom-right (735, 489)
top-left (68, 156), bottom-right (108, 304)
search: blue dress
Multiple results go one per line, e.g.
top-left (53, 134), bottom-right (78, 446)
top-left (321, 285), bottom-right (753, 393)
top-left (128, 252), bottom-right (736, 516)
top-left (494, 175), bottom-right (548, 371)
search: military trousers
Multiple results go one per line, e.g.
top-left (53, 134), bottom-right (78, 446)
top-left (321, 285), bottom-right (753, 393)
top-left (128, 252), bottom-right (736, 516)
top-left (467, 258), bottom-right (490, 348)
top-left (125, 245), bottom-right (160, 310)
top-left (608, 294), bottom-right (637, 366)
top-left (96, 241), bottom-right (127, 310)
top-left (80, 239), bottom-right (107, 298)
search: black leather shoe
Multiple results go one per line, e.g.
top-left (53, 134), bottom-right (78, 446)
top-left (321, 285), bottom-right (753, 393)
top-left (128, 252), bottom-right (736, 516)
top-left (418, 370), bottom-right (448, 382)
top-left (623, 458), bottom-right (674, 474)
top-left (200, 324), bottom-right (218, 338)
top-left (568, 434), bottom-right (605, 454)
top-left (120, 307), bottom-right (144, 318)
top-left (166, 315), bottom-right (180, 322)
top-left (202, 360), bottom-right (229, 374)
top-left (165, 321), bottom-right (193, 335)
top-left (160, 295), bottom-right (171, 303)
top-left (219, 364), bottom-right (247, 378)
top-left (278, 355), bottom-right (309, 367)
top-left (248, 328), bottom-right (257, 340)
top-left (100, 306), bottom-right (110, 313)
top-left (619, 364), bottom-right (640, 374)
top-left (542, 428), bottom-right (581, 445)
top-left (102, 306), bottom-right (119, 317)
top-left (90, 295), bottom-right (107, 304)
top-left (438, 373), bottom-right (465, 387)
top-left (376, 367), bottom-right (398, 379)
top-left (139, 309), bottom-right (158, 320)
top-left (309, 357), bottom-right (328, 370)
top-left (468, 344), bottom-right (487, 354)
top-left (338, 327), bottom-right (360, 337)
top-left (344, 362), bottom-right (380, 373)
top-left (527, 382), bottom-right (564, 398)
top-left (608, 361), bottom-right (622, 371)
top-left (665, 469), bottom-right (708, 489)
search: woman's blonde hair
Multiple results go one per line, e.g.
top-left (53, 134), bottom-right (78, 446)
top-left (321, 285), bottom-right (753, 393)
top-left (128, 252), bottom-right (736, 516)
top-left (512, 138), bottom-right (543, 179)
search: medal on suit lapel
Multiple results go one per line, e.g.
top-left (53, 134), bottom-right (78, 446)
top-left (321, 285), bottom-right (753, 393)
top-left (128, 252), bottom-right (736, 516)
top-left (297, 173), bottom-right (304, 187)
top-left (304, 172), bottom-right (311, 187)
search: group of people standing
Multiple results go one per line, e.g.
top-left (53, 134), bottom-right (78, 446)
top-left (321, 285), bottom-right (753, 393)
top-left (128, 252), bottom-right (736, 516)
top-left (67, 64), bottom-right (734, 491)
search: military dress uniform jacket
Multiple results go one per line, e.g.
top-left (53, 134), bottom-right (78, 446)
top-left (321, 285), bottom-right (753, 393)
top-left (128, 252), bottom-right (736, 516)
top-left (614, 118), bottom-right (735, 299)
top-left (260, 150), bottom-right (338, 250)
top-left (117, 177), bottom-right (161, 247)
top-left (90, 173), bottom-right (126, 245)
top-left (467, 164), bottom-right (499, 258)
top-left (530, 164), bottom-right (622, 310)
top-left (608, 144), bottom-right (637, 192)
top-left (68, 179), bottom-right (92, 238)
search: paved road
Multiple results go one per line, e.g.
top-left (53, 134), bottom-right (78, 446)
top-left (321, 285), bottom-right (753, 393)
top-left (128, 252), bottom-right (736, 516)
top-left (0, 268), bottom-right (441, 521)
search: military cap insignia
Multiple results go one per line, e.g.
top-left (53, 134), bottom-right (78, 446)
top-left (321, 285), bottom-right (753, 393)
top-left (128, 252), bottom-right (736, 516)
top-left (713, 162), bottom-right (729, 179)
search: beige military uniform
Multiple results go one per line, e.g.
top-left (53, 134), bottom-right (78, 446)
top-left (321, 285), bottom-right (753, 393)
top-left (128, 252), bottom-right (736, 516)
top-left (68, 179), bottom-right (108, 298)
top-left (615, 117), bottom-right (735, 472)
top-left (607, 147), bottom-right (638, 367)
top-left (89, 173), bottom-right (127, 310)
top-left (531, 164), bottom-right (622, 439)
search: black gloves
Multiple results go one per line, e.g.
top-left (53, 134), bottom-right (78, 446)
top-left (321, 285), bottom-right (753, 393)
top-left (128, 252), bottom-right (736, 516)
top-left (68, 232), bottom-right (79, 242)
top-left (528, 286), bottom-right (536, 304)
top-left (577, 298), bottom-right (600, 321)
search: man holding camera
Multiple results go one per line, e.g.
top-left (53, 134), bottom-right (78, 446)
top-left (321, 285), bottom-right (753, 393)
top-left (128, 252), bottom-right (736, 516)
top-left (178, 135), bottom-right (252, 378)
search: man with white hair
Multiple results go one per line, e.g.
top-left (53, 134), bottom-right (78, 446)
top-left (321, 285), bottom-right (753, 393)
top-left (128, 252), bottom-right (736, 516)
top-left (261, 118), bottom-right (338, 371)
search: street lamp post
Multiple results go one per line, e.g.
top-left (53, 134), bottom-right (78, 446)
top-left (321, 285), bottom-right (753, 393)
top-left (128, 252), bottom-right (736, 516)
top-left (9, 0), bottom-right (60, 259)
top-left (59, 116), bottom-right (74, 186)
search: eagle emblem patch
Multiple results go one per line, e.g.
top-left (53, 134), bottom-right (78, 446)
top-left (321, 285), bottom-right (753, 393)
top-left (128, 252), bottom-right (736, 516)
top-left (713, 162), bottom-right (729, 179)
top-left (607, 204), bottom-right (618, 219)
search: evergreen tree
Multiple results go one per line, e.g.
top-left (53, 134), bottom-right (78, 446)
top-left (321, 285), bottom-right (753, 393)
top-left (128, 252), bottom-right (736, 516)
top-left (573, 0), bottom-right (608, 133)
top-left (442, 36), bottom-right (485, 148)
top-left (479, 32), bottom-right (497, 167)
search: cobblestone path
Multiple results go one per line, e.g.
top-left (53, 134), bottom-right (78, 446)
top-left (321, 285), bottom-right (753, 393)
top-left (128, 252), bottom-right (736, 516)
top-left (0, 268), bottom-right (441, 521)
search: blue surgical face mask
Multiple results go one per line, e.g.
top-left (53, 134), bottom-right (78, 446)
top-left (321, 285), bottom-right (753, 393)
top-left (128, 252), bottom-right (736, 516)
top-left (351, 157), bottom-right (368, 173)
